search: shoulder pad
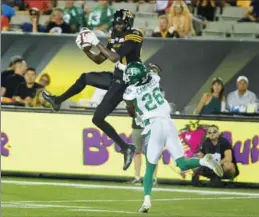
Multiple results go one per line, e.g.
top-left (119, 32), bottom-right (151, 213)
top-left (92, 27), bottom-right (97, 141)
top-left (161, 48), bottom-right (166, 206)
top-left (125, 29), bottom-right (143, 43)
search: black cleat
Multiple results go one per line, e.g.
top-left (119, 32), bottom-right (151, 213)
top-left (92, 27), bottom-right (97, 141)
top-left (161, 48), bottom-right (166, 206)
top-left (42, 91), bottom-right (61, 111)
top-left (123, 144), bottom-right (136, 171)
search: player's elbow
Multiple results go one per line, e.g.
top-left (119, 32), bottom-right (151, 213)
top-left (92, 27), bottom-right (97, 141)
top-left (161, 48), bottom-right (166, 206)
top-left (109, 53), bottom-right (120, 63)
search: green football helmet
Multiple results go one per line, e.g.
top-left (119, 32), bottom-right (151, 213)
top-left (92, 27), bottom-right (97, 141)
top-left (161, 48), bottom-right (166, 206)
top-left (123, 61), bottom-right (149, 85)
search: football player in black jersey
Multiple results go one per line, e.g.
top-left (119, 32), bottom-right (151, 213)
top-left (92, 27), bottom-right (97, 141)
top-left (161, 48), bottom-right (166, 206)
top-left (42, 9), bottom-right (144, 171)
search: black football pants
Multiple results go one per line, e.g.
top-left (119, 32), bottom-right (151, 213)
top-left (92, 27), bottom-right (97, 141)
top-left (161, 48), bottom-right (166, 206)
top-left (55, 72), bottom-right (128, 151)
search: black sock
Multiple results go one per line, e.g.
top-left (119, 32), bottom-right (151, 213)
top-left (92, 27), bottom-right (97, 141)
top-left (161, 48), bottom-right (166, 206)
top-left (55, 83), bottom-right (85, 104)
top-left (94, 118), bottom-right (128, 151)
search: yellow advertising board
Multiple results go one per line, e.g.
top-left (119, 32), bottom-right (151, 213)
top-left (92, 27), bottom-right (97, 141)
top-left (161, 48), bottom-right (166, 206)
top-left (1, 111), bottom-right (259, 183)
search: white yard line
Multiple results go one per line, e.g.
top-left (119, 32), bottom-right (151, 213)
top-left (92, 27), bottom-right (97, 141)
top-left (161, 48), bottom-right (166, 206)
top-left (2, 179), bottom-right (259, 196)
top-left (2, 196), bottom-right (259, 205)
top-left (1, 203), bottom-right (137, 214)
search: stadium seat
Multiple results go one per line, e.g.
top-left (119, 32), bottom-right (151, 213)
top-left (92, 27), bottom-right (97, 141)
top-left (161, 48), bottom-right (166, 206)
top-left (134, 16), bottom-right (148, 29)
top-left (10, 14), bottom-right (50, 26)
top-left (84, 0), bottom-right (98, 9)
top-left (203, 21), bottom-right (233, 37)
top-left (57, 0), bottom-right (65, 8)
top-left (231, 23), bottom-right (259, 38)
top-left (112, 3), bottom-right (137, 13)
top-left (221, 7), bottom-right (247, 21)
top-left (138, 3), bottom-right (155, 13)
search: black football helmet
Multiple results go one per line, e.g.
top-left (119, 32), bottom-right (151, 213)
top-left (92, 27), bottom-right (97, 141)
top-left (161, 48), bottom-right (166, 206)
top-left (112, 9), bottom-right (134, 32)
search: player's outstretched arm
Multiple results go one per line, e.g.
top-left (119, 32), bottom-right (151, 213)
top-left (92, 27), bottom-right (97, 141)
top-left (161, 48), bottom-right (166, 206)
top-left (83, 48), bottom-right (107, 65)
top-left (96, 43), bottom-right (120, 63)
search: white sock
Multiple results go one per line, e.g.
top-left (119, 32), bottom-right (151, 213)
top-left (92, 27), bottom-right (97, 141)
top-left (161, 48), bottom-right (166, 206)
top-left (135, 176), bottom-right (141, 180)
top-left (144, 195), bottom-right (151, 204)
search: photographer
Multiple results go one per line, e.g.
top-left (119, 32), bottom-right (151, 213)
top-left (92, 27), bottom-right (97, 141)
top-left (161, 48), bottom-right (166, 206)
top-left (20, 8), bottom-right (45, 33)
top-left (192, 125), bottom-right (239, 187)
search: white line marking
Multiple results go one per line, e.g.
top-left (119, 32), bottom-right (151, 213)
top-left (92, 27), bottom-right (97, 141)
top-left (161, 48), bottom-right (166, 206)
top-left (3, 196), bottom-right (259, 204)
top-left (2, 179), bottom-right (259, 196)
top-left (1, 203), bottom-right (137, 214)
top-left (70, 209), bottom-right (137, 214)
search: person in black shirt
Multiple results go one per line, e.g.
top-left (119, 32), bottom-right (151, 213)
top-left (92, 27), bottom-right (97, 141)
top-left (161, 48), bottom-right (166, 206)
top-left (45, 8), bottom-right (72, 34)
top-left (1, 56), bottom-right (24, 95)
top-left (13, 68), bottom-right (43, 107)
top-left (2, 59), bottom-right (27, 98)
top-left (192, 125), bottom-right (239, 186)
top-left (42, 9), bottom-right (142, 171)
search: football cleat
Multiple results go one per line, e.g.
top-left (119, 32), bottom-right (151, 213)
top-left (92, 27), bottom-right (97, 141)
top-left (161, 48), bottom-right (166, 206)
top-left (200, 154), bottom-right (224, 177)
top-left (123, 144), bottom-right (136, 171)
top-left (42, 91), bottom-right (61, 112)
top-left (138, 203), bottom-right (151, 213)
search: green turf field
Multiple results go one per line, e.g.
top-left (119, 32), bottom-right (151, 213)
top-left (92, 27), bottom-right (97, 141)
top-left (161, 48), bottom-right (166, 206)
top-left (2, 177), bottom-right (259, 217)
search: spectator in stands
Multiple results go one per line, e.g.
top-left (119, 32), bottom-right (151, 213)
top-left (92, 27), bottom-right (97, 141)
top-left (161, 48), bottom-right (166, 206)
top-left (38, 73), bottom-right (51, 88)
top-left (238, 0), bottom-right (259, 22)
top-left (196, 0), bottom-right (216, 21)
top-left (1, 15), bottom-right (9, 31)
top-left (168, 0), bottom-right (193, 38)
top-left (195, 77), bottom-right (226, 115)
top-left (192, 125), bottom-right (239, 187)
top-left (45, 8), bottom-right (72, 34)
top-left (20, 8), bottom-right (45, 33)
top-left (1, 1), bottom-right (15, 19)
top-left (13, 68), bottom-right (44, 107)
top-left (85, 0), bottom-right (114, 33)
top-left (64, 0), bottom-right (84, 33)
top-left (227, 76), bottom-right (258, 113)
top-left (4, 0), bottom-right (26, 11)
top-left (152, 15), bottom-right (180, 38)
top-left (1, 59), bottom-right (27, 98)
top-left (25, 0), bottom-right (54, 15)
top-left (155, 0), bottom-right (172, 16)
top-left (1, 56), bottom-right (23, 90)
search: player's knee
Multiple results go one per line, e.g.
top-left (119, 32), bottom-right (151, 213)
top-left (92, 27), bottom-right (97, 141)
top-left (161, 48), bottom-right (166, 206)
top-left (92, 115), bottom-right (104, 127)
top-left (76, 73), bottom-right (87, 87)
top-left (223, 162), bottom-right (234, 173)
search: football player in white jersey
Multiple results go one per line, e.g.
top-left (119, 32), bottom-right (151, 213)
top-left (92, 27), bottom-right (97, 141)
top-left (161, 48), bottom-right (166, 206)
top-left (122, 62), bottom-right (224, 213)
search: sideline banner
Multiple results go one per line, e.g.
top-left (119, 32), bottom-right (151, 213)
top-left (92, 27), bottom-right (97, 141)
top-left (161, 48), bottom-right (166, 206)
top-left (1, 111), bottom-right (259, 183)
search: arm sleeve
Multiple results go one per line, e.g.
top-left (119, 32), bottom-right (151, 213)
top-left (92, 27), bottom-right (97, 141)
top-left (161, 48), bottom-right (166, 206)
top-left (221, 138), bottom-right (232, 151)
top-left (123, 86), bottom-right (136, 101)
top-left (117, 31), bottom-right (143, 57)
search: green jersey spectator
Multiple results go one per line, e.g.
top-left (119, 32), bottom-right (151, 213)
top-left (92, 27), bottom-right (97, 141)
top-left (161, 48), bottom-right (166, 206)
top-left (85, 0), bottom-right (114, 32)
top-left (64, 0), bottom-right (84, 33)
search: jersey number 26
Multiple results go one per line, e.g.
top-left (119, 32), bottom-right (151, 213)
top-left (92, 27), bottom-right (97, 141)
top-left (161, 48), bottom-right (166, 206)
top-left (142, 87), bottom-right (164, 111)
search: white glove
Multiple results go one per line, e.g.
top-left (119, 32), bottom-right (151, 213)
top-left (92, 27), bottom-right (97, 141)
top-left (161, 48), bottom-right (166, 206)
top-left (80, 28), bottom-right (100, 46)
top-left (75, 32), bottom-right (91, 50)
top-left (135, 115), bottom-right (145, 128)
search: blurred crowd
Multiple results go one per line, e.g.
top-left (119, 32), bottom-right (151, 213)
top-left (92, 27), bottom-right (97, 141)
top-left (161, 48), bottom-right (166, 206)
top-left (1, 55), bottom-right (258, 115)
top-left (193, 76), bottom-right (258, 115)
top-left (1, 0), bottom-right (259, 38)
top-left (1, 56), bottom-right (51, 107)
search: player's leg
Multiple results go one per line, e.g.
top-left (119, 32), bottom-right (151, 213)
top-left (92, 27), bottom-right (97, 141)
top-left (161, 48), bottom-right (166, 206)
top-left (92, 80), bottom-right (135, 171)
top-left (42, 72), bottom-right (113, 111)
top-left (139, 120), bottom-right (164, 213)
top-left (164, 120), bottom-right (224, 177)
top-left (132, 128), bottom-right (144, 184)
